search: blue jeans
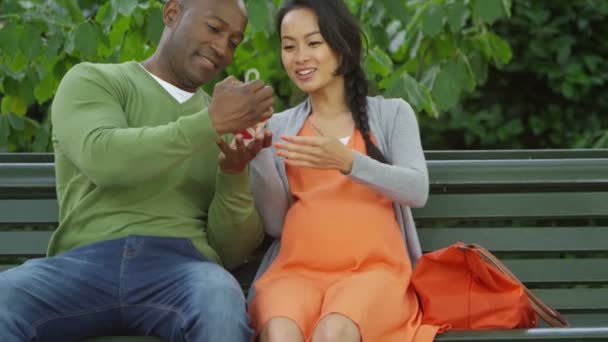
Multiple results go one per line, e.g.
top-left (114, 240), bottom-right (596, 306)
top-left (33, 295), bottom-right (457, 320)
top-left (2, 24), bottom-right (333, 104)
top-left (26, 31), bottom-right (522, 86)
top-left (0, 235), bottom-right (253, 341)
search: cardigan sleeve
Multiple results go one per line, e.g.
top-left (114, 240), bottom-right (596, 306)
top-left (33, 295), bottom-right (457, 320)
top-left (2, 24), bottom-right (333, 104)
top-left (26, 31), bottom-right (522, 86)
top-left (249, 117), bottom-right (290, 237)
top-left (346, 99), bottom-right (429, 208)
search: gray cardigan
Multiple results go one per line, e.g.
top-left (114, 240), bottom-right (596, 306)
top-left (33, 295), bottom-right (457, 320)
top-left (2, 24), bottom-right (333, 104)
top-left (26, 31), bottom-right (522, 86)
top-left (248, 95), bottom-right (428, 301)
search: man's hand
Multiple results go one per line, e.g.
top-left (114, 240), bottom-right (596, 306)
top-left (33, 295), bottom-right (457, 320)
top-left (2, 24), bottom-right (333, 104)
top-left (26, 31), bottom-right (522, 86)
top-left (217, 122), bottom-right (273, 174)
top-left (209, 76), bottom-right (274, 135)
top-left (275, 135), bottom-right (355, 174)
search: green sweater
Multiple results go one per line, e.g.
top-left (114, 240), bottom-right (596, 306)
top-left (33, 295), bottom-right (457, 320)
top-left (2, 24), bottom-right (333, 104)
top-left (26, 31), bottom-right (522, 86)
top-left (49, 61), bottom-right (264, 269)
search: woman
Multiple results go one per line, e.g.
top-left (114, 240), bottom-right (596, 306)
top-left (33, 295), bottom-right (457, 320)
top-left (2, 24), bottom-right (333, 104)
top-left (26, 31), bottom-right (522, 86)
top-left (247, 0), bottom-right (439, 341)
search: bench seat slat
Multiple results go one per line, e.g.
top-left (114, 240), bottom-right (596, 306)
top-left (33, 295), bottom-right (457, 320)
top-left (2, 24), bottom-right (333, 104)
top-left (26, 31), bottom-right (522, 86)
top-left (419, 228), bottom-right (608, 252)
top-left (413, 193), bottom-right (608, 219)
top-left (436, 327), bottom-right (608, 341)
top-left (85, 337), bottom-right (162, 342)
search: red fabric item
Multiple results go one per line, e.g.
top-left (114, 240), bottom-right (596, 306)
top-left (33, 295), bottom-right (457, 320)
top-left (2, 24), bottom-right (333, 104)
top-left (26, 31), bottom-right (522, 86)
top-left (412, 242), bottom-right (538, 330)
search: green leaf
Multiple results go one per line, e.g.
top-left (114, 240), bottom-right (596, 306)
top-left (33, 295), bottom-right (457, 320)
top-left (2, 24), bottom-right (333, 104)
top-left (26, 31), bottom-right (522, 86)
top-left (367, 47), bottom-right (393, 77)
top-left (7, 113), bottom-right (25, 130)
top-left (95, 2), bottom-right (116, 34)
top-left (74, 22), bottom-right (98, 59)
top-left (1, 95), bottom-right (28, 115)
top-left (421, 3), bottom-right (444, 38)
top-left (58, 0), bottom-right (85, 23)
top-left (486, 32), bottom-right (512, 66)
top-left (422, 86), bottom-right (440, 118)
top-left (384, 0), bottom-right (409, 22)
top-left (420, 66), bottom-right (440, 89)
top-left (385, 72), bottom-right (426, 110)
top-left (45, 31), bottom-right (64, 61)
top-left (34, 71), bottom-right (57, 104)
top-left (108, 16), bottom-right (131, 48)
top-left (145, 6), bottom-right (164, 44)
top-left (446, 0), bottom-right (467, 33)
top-left (472, 0), bottom-right (506, 25)
top-left (248, 1), bottom-right (273, 35)
top-left (432, 63), bottom-right (462, 111)
top-left (32, 124), bottom-right (50, 152)
top-left (6, 52), bottom-right (28, 74)
top-left (121, 30), bottom-right (147, 61)
top-left (468, 52), bottom-right (488, 85)
top-left (112, 0), bottom-right (138, 17)
top-left (0, 22), bottom-right (21, 55)
top-left (0, 115), bottom-right (10, 148)
top-left (501, 0), bottom-right (512, 18)
top-left (20, 27), bottom-right (43, 60)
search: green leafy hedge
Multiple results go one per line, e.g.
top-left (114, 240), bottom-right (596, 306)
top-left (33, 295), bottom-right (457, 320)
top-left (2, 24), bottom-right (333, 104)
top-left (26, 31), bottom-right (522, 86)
top-left (2, 0), bottom-right (514, 152)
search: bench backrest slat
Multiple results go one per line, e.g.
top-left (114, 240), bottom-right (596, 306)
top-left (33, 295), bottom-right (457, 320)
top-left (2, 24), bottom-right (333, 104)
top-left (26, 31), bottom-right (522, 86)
top-left (418, 227), bottom-right (608, 252)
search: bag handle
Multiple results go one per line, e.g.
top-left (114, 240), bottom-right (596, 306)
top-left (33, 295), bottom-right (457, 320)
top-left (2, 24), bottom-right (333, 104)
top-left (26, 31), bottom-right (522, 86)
top-left (460, 243), bottom-right (569, 327)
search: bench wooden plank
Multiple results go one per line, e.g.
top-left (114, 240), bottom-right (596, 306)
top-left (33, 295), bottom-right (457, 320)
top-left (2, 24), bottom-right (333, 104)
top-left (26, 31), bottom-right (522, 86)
top-left (4, 258), bottom-right (607, 286)
top-left (0, 199), bottom-right (59, 223)
top-left (425, 149), bottom-right (608, 160)
top-left (3, 160), bottom-right (608, 194)
top-left (503, 259), bottom-right (608, 283)
top-left (85, 337), bottom-right (162, 342)
top-left (414, 193), bottom-right (608, 219)
top-left (0, 231), bottom-right (53, 255)
top-left (4, 192), bottom-right (607, 224)
top-left (436, 327), bottom-right (608, 341)
top-left (535, 288), bottom-right (608, 310)
top-left (418, 228), bottom-right (608, 252)
top-left (0, 163), bottom-right (55, 188)
top-left (3, 150), bottom-right (608, 163)
top-left (428, 159), bottom-right (608, 189)
top-left (540, 313), bottom-right (608, 328)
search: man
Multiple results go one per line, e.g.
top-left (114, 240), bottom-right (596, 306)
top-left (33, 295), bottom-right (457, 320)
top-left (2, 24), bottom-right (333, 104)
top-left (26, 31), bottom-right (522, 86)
top-left (0, 0), bottom-right (272, 340)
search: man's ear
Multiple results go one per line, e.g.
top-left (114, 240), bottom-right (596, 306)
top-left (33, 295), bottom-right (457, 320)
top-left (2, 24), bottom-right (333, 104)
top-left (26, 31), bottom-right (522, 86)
top-left (163, 0), bottom-right (183, 28)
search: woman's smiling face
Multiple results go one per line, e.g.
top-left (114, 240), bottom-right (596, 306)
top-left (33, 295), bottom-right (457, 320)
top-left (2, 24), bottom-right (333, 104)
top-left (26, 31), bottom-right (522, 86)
top-left (279, 7), bottom-right (343, 95)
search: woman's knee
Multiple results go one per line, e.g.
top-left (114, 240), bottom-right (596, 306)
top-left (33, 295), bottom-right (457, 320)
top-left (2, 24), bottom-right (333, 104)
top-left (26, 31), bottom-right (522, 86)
top-left (312, 313), bottom-right (360, 342)
top-left (260, 317), bottom-right (304, 342)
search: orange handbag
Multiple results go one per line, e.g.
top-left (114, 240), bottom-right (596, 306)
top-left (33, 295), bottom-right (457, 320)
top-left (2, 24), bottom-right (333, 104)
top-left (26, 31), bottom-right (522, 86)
top-left (411, 242), bottom-right (569, 330)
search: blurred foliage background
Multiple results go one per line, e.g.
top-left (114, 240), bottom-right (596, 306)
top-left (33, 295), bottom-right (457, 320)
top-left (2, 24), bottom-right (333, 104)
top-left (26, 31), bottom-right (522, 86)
top-left (0, 0), bottom-right (606, 152)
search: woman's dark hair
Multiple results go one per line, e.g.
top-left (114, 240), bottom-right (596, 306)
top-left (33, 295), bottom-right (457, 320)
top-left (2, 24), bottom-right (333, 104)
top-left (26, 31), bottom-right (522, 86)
top-left (277, 0), bottom-right (387, 163)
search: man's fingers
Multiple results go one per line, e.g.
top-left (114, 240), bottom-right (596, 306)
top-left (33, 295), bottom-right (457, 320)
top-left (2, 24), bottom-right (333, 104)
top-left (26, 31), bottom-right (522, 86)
top-left (255, 85), bottom-right (274, 102)
top-left (235, 135), bottom-right (248, 154)
top-left (248, 132), bottom-right (264, 155)
top-left (260, 107), bottom-right (274, 120)
top-left (262, 130), bottom-right (273, 148)
top-left (220, 75), bottom-right (241, 86)
top-left (242, 79), bottom-right (265, 92)
top-left (216, 138), bottom-right (234, 155)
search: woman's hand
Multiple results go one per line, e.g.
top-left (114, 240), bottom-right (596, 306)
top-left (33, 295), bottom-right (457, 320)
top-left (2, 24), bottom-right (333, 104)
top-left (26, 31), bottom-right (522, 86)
top-left (276, 135), bottom-right (354, 174)
top-left (218, 122), bottom-right (272, 174)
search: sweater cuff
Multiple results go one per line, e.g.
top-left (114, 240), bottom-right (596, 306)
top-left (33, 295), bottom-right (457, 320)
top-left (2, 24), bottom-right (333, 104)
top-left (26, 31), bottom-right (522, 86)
top-left (216, 165), bottom-right (251, 195)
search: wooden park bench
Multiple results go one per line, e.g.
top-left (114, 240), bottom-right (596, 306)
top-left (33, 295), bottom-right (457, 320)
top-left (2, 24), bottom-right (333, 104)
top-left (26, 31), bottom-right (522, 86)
top-left (1, 150), bottom-right (608, 341)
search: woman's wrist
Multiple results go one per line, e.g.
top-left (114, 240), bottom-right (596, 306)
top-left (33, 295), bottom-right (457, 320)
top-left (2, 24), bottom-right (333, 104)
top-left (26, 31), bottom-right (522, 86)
top-left (340, 149), bottom-right (355, 174)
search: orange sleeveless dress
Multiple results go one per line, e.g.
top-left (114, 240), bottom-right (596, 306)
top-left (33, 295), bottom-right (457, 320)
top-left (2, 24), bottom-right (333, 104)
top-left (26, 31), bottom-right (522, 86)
top-left (249, 120), bottom-right (439, 341)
